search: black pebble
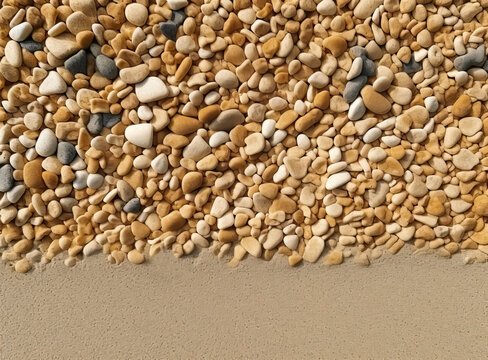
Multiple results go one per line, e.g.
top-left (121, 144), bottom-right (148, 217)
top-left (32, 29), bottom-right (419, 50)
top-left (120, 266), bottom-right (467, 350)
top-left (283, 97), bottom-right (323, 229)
top-left (123, 198), bottom-right (142, 213)
top-left (65, 50), bottom-right (87, 75)
top-left (19, 40), bottom-right (43, 52)
top-left (160, 21), bottom-right (178, 42)
top-left (403, 57), bottom-right (422, 74)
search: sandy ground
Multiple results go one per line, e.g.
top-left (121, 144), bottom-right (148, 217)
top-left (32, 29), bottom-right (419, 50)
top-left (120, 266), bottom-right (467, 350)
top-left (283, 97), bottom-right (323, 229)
top-left (1, 250), bottom-right (487, 360)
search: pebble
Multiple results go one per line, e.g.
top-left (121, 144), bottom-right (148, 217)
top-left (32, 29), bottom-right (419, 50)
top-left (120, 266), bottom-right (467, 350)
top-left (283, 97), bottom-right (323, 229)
top-left (102, 113), bottom-right (121, 128)
top-left (361, 86), bottom-right (391, 114)
top-left (215, 69), bottom-right (239, 89)
top-left (454, 45), bottom-right (485, 71)
top-left (95, 55), bottom-right (118, 80)
top-left (348, 97), bottom-right (366, 121)
top-left (9, 22), bottom-right (33, 42)
top-left (326, 171), bottom-right (351, 190)
top-left (160, 21), bottom-right (178, 42)
top-left (35, 129), bottom-right (57, 157)
top-left (452, 149), bottom-right (479, 170)
top-left (209, 109), bottom-right (244, 131)
top-left (343, 75), bottom-right (367, 103)
top-left (65, 50), bottom-right (87, 75)
top-left (175, 36), bottom-right (197, 54)
top-left (424, 96), bottom-right (439, 112)
top-left (182, 135), bottom-right (211, 161)
top-left (125, 3), bottom-right (148, 26)
top-left (209, 131), bottom-right (229, 147)
top-left (459, 117), bottom-right (482, 136)
top-left (244, 133), bottom-right (265, 155)
top-left (302, 237), bottom-right (325, 263)
top-left (0, 165), bottom-right (14, 192)
top-left (20, 40), bottom-right (42, 52)
top-left (125, 124), bottom-right (153, 148)
top-left (363, 127), bottom-right (382, 143)
top-left (87, 173), bottom-right (104, 189)
top-left (5, 41), bottom-right (22, 68)
top-left (135, 77), bottom-right (169, 103)
top-left (87, 114), bottom-right (103, 135)
top-left (57, 142), bottom-right (77, 165)
top-left (39, 71), bottom-right (67, 95)
top-left (171, 10), bottom-right (186, 26)
top-left (167, 0), bottom-right (188, 10)
top-left (123, 198), bottom-right (142, 213)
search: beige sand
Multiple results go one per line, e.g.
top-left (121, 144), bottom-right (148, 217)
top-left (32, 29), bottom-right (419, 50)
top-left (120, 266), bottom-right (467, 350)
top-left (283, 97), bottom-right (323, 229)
top-left (1, 251), bottom-right (487, 359)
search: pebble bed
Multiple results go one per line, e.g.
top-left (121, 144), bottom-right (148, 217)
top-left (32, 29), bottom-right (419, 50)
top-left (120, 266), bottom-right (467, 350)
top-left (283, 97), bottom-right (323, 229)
top-left (1, 0), bottom-right (488, 273)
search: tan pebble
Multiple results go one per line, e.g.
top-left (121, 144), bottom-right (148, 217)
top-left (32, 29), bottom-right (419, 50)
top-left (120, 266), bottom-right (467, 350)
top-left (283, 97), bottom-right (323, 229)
top-left (323, 35), bottom-right (347, 57)
top-left (361, 85), bottom-right (391, 115)
top-left (181, 171), bottom-right (203, 194)
top-left (161, 211), bottom-right (186, 232)
top-left (324, 250), bottom-right (343, 265)
top-left (14, 258), bottom-right (32, 273)
top-left (127, 249), bottom-right (145, 264)
top-left (452, 94), bottom-right (471, 117)
top-left (241, 236), bottom-right (262, 257)
top-left (131, 221), bottom-right (151, 239)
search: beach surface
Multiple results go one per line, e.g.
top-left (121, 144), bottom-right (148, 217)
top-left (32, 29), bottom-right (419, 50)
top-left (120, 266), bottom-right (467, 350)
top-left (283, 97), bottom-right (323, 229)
top-left (1, 250), bottom-right (487, 359)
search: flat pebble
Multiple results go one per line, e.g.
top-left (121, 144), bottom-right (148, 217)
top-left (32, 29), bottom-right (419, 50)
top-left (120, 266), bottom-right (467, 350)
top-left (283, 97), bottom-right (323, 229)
top-left (125, 124), bottom-right (153, 148)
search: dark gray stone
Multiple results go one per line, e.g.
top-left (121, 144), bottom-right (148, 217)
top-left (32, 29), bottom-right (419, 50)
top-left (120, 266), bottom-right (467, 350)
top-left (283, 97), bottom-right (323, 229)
top-left (65, 50), bottom-right (87, 75)
top-left (123, 198), bottom-right (141, 213)
top-left (403, 57), bottom-right (422, 74)
top-left (96, 55), bottom-right (118, 80)
top-left (20, 40), bottom-right (42, 52)
top-left (102, 113), bottom-right (121, 128)
top-left (0, 164), bottom-right (14, 192)
top-left (454, 44), bottom-right (486, 71)
top-left (57, 142), bottom-right (77, 165)
top-left (361, 56), bottom-right (376, 77)
top-left (87, 114), bottom-right (103, 135)
top-left (171, 10), bottom-right (186, 27)
top-left (343, 75), bottom-right (367, 104)
top-left (160, 20), bottom-right (178, 42)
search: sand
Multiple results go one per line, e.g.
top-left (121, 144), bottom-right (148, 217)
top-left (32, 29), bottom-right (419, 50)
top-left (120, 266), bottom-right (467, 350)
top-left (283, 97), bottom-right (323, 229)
top-left (1, 251), bottom-right (487, 359)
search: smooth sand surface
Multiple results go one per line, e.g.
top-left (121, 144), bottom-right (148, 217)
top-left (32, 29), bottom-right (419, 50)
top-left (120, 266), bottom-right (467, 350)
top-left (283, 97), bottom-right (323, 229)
top-left (1, 250), bottom-right (487, 359)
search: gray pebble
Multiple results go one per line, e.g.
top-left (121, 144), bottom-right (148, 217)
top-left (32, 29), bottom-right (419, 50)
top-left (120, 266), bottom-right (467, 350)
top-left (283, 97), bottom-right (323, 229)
top-left (7, 184), bottom-right (25, 203)
top-left (171, 10), bottom-right (186, 26)
top-left (20, 40), bottom-right (42, 52)
top-left (350, 46), bottom-right (366, 58)
top-left (454, 44), bottom-right (486, 71)
top-left (60, 197), bottom-right (77, 213)
top-left (0, 164), bottom-right (14, 192)
top-left (363, 127), bottom-right (382, 143)
top-left (87, 114), bottom-right (103, 135)
top-left (361, 56), bottom-right (376, 77)
top-left (123, 198), bottom-right (142, 213)
top-left (35, 128), bottom-right (57, 157)
top-left (90, 43), bottom-right (102, 57)
top-left (96, 55), bottom-right (119, 80)
top-left (343, 75), bottom-right (367, 103)
top-left (403, 57), bottom-right (422, 74)
top-left (57, 142), bottom-right (77, 165)
top-left (102, 113), bottom-right (121, 128)
top-left (73, 170), bottom-right (88, 190)
top-left (65, 50), bottom-right (87, 75)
